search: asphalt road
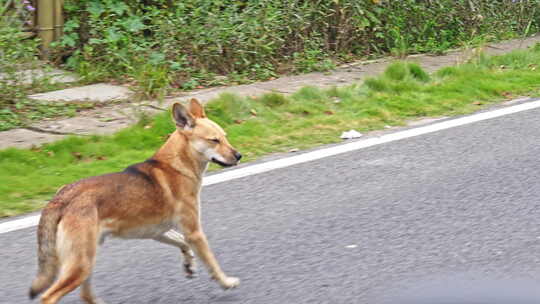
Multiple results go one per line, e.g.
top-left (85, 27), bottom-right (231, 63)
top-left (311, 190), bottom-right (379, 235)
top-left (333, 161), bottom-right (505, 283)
top-left (2, 105), bottom-right (540, 303)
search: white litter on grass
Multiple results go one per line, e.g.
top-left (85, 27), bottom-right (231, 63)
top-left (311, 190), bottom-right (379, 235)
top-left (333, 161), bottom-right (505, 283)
top-left (340, 130), bottom-right (363, 139)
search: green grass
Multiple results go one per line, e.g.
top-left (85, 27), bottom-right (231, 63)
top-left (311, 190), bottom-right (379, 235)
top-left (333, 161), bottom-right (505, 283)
top-left (3, 45), bottom-right (540, 217)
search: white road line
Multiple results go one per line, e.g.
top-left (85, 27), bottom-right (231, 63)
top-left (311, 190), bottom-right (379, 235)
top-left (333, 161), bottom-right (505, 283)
top-left (2, 98), bottom-right (540, 235)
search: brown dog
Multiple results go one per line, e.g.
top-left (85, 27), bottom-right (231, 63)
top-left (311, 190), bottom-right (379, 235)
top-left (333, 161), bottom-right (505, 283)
top-left (29, 99), bottom-right (242, 304)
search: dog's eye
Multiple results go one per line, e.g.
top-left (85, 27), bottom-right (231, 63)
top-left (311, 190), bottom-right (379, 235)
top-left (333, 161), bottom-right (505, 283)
top-left (210, 138), bottom-right (220, 144)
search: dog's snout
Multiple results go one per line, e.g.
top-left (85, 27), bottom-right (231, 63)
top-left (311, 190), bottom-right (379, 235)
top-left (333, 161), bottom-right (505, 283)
top-left (234, 151), bottom-right (242, 161)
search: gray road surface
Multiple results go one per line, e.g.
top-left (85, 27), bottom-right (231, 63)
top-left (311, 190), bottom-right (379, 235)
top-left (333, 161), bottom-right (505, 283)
top-left (2, 105), bottom-right (540, 303)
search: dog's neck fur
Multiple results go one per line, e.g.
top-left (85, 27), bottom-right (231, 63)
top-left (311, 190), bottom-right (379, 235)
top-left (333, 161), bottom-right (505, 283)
top-left (153, 130), bottom-right (208, 183)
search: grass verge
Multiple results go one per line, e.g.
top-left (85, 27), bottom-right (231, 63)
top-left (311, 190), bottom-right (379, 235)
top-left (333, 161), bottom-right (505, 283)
top-left (2, 45), bottom-right (540, 217)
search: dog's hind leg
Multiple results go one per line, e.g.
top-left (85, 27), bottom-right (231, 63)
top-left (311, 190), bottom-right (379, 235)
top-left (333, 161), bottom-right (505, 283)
top-left (40, 212), bottom-right (98, 304)
top-left (154, 229), bottom-right (196, 278)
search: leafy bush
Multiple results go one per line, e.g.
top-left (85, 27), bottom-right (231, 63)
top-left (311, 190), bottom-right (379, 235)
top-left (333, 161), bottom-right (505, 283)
top-left (0, 1), bottom-right (94, 131)
top-left (0, 2), bottom-right (41, 129)
top-left (53, 0), bottom-right (540, 93)
top-left (0, 2), bottom-right (39, 90)
top-left (0, 0), bottom-right (535, 102)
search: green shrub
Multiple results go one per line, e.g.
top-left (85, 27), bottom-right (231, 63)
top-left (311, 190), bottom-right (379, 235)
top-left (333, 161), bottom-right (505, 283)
top-left (52, 0), bottom-right (540, 94)
top-left (0, 6), bottom-right (39, 93)
top-left (0, 3), bottom-right (41, 129)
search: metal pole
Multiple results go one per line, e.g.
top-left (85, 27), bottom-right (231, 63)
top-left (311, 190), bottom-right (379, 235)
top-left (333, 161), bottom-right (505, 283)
top-left (37, 0), bottom-right (54, 58)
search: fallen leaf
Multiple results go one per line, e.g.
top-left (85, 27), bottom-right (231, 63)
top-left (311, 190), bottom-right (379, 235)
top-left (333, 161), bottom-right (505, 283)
top-left (234, 119), bottom-right (244, 124)
top-left (250, 109), bottom-right (257, 116)
top-left (324, 110), bottom-right (334, 115)
top-left (473, 101), bottom-right (483, 105)
top-left (97, 156), bottom-right (107, 161)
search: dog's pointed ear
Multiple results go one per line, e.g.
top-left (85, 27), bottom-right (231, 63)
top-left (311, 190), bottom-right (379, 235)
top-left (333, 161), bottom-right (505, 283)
top-left (189, 98), bottom-right (206, 118)
top-left (172, 102), bottom-right (195, 129)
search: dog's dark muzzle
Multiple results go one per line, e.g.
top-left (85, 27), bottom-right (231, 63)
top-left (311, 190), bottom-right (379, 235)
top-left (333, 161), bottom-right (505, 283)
top-left (211, 158), bottom-right (237, 167)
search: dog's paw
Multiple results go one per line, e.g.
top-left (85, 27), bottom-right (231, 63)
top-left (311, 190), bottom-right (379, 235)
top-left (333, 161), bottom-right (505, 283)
top-left (184, 262), bottom-right (196, 279)
top-left (220, 276), bottom-right (240, 290)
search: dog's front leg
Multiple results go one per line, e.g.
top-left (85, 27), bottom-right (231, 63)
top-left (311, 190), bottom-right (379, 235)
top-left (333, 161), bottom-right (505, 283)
top-left (179, 202), bottom-right (239, 289)
top-left (154, 229), bottom-right (196, 278)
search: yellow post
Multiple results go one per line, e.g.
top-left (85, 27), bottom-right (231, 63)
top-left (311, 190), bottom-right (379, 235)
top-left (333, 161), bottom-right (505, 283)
top-left (37, 0), bottom-right (54, 58)
top-left (53, 0), bottom-right (63, 40)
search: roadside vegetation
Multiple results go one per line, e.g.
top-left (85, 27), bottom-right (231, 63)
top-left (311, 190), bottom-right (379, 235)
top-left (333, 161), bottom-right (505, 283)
top-left (0, 1), bottom-right (95, 131)
top-left (56, 0), bottom-right (540, 85)
top-left (2, 45), bottom-right (540, 217)
top-left (1, 0), bottom-right (540, 130)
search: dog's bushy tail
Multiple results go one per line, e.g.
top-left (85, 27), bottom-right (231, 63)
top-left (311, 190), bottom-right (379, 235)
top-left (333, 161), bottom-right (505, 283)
top-left (29, 204), bottom-right (62, 300)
